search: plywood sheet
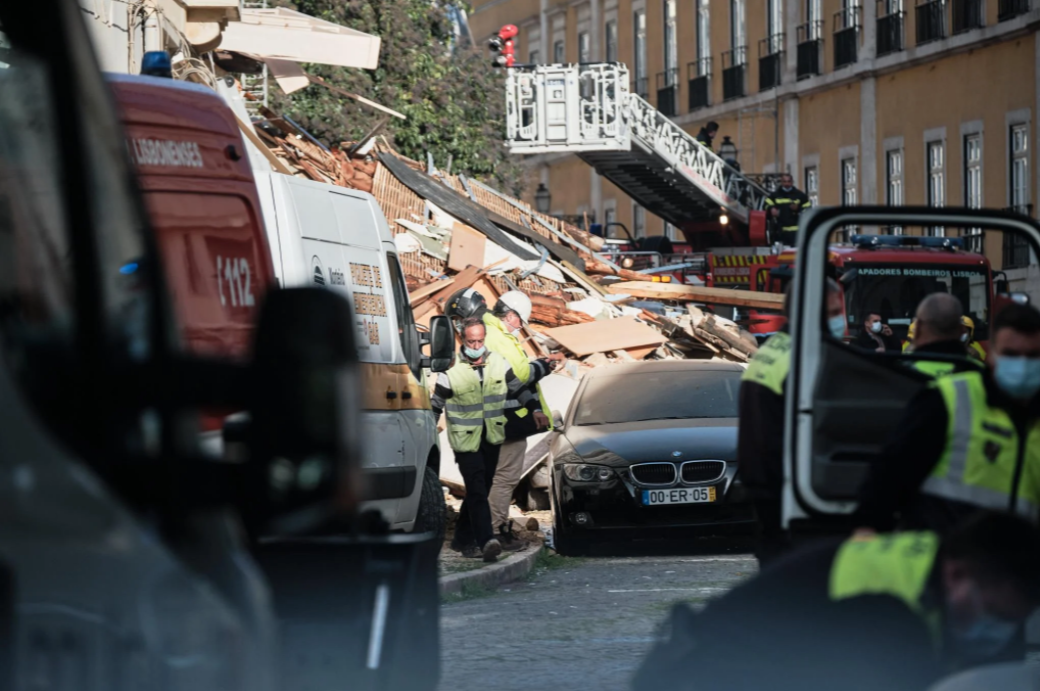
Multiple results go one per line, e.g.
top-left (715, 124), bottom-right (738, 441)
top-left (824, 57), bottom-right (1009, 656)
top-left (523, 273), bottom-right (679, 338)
top-left (544, 317), bottom-right (668, 357)
top-left (605, 281), bottom-right (785, 310)
top-left (448, 223), bottom-right (486, 272)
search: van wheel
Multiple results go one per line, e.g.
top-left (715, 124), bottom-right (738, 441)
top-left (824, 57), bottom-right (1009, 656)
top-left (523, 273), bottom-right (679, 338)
top-left (414, 466), bottom-right (447, 547)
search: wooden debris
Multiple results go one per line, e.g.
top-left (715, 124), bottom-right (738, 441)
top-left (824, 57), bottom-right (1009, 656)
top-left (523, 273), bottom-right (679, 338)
top-left (605, 281), bottom-right (786, 310)
top-left (545, 317), bottom-right (669, 357)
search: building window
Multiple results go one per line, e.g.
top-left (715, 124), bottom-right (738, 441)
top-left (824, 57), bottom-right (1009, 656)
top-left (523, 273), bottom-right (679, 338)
top-left (604, 206), bottom-right (617, 237)
top-left (964, 134), bottom-right (983, 250)
top-left (633, 204), bottom-right (646, 238)
top-left (886, 149), bottom-right (904, 234)
top-left (768, 0), bottom-right (784, 39)
top-left (554, 39), bottom-right (565, 63)
top-left (731, 0), bottom-right (747, 48)
top-left (665, 222), bottom-right (679, 240)
top-left (697, 0), bottom-right (711, 60)
top-left (634, 10), bottom-right (648, 96)
top-left (805, 165), bottom-right (820, 207)
top-left (842, 158), bottom-right (857, 238)
top-left (927, 140), bottom-right (946, 236)
top-left (1011, 123), bottom-right (1030, 211)
top-left (578, 31), bottom-right (590, 62)
top-left (606, 19), bottom-right (618, 62)
top-left (807, 0), bottom-right (823, 35)
top-left (665, 0), bottom-right (678, 73)
top-left (529, 49), bottom-right (540, 64)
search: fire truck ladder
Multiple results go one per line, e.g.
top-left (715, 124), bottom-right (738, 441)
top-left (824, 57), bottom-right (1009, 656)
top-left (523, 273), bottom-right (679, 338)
top-left (505, 63), bottom-right (770, 228)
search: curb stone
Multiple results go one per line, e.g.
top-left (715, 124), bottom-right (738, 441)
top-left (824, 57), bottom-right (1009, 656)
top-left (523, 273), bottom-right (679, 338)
top-left (439, 544), bottom-right (543, 597)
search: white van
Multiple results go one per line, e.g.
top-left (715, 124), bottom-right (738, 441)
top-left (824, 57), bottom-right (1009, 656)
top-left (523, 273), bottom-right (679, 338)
top-left (254, 171), bottom-right (445, 534)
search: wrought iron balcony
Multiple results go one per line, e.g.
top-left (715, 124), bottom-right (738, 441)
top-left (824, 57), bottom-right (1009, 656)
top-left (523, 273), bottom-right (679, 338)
top-left (758, 34), bottom-right (784, 91)
top-left (687, 58), bottom-right (712, 110)
top-left (796, 21), bottom-right (823, 79)
top-left (722, 46), bottom-right (748, 101)
top-left (916, 0), bottom-right (947, 45)
top-left (1002, 205), bottom-right (1033, 267)
top-left (656, 68), bottom-right (679, 116)
top-left (833, 6), bottom-right (861, 69)
top-left (876, 2), bottom-right (905, 55)
top-left (952, 0), bottom-right (984, 32)
top-left (998, 0), bottom-right (1030, 20)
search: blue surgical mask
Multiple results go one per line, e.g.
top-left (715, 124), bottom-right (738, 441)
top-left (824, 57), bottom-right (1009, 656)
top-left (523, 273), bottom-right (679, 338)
top-left (993, 356), bottom-right (1040, 400)
top-left (464, 345), bottom-right (486, 360)
top-left (949, 586), bottom-right (1021, 659)
top-left (828, 315), bottom-right (846, 340)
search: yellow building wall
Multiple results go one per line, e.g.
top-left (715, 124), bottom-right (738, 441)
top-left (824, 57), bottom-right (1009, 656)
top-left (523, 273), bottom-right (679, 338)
top-left (799, 83), bottom-right (863, 206)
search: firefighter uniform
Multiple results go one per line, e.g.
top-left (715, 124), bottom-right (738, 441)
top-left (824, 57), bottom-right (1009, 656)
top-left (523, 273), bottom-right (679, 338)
top-left (908, 340), bottom-right (984, 379)
top-left (764, 186), bottom-right (812, 245)
top-left (856, 369), bottom-right (1040, 534)
top-left (738, 329), bottom-right (792, 564)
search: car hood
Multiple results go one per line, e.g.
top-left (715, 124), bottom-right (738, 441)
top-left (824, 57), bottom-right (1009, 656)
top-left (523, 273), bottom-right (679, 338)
top-left (557, 418), bottom-right (738, 466)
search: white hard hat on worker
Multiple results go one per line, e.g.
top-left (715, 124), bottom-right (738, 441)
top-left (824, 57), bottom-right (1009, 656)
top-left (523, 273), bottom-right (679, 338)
top-left (494, 291), bottom-right (533, 335)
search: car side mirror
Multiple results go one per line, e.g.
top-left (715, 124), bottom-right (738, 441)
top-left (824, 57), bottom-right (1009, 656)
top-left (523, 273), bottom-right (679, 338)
top-left (246, 287), bottom-right (362, 535)
top-left (995, 279), bottom-right (1010, 295)
top-left (426, 315), bottom-right (455, 373)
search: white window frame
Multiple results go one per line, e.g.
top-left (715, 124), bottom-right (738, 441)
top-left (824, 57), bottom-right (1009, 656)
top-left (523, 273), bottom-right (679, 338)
top-left (634, 8), bottom-right (648, 81)
top-left (805, 165), bottom-right (820, 207)
top-left (552, 15), bottom-right (566, 64)
top-left (884, 139), bottom-right (904, 234)
top-left (1010, 122), bottom-right (1030, 211)
top-left (925, 132), bottom-right (946, 236)
top-left (664, 0), bottom-right (678, 75)
top-left (767, 0), bottom-right (783, 44)
top-left (578, 31), bottom-right (591, 62)
top-left (731, 0), bottom-right (747, 50)
top-left (840, 150), bottom-right (858, 239)
top-left (807, 0), bottom-right (823, 36)
top-left (962, 125), bottom-right (983, 251)
top-left (665, 222), bottom-right (679, 240)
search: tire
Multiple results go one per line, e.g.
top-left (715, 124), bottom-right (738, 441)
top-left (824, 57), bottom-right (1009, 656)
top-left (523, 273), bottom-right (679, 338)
top-left (527, 487), bottom-right (550, 511)
top-left (550, 487), bottom-right (589, 556)
top-left (414, 466), bottom-right (446, 547)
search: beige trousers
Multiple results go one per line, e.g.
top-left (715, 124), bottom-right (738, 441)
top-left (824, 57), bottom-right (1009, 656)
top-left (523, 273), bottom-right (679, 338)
top-left (489, 437), bottom-right (528, 531)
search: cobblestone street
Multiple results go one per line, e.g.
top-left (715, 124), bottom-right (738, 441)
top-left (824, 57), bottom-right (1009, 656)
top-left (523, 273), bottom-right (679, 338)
top-left (439, 545), bottom-right (757, 691)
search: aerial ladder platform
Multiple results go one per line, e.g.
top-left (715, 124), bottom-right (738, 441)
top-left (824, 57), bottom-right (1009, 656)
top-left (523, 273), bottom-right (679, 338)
top-left (505, 63), bottom-right (771, 247)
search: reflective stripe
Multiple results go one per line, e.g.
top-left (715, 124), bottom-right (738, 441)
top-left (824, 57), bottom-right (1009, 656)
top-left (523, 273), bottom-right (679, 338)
top-left (946, 378), bottom-right (973, 485)
top-left (484, 410), bottom-right (505, 419)
top-left (484, 394), bottom-right (508, 404)
top-left (446, 417), bottom-right (484, 427)
top-left (503, 399), bottom-right (522, 409)
top-left (446, 402), bottom-right (484, 413)
top-left (922, 476), bottom-right (1039, 519)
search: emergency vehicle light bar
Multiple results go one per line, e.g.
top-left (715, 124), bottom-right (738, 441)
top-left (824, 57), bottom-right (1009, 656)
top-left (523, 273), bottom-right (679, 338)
top-left (849, 234), bottom-right (965, 251)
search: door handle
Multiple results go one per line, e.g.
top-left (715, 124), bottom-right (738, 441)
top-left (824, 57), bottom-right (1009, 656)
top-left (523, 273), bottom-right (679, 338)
top-left (386, 388), bottom-right (398, 400)
top-left (402, 391), bottom-right (413, 400)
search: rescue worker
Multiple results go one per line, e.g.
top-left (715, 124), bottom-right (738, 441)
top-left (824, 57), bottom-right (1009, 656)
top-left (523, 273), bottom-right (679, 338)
top-left (738, 278), bottom-right (844, 565)
top-left (903, 319), bottom-right (917, 352)
top-left (764, 172), bottom-right (811, 247)
top-left (905, 293), bottom-right (982, 378)
top-left (631, 511), bottom-right (1040, 691)
top-left (695, 120), bottom-right (718, 150)
top-left (962, 315), bottom-right (987, 362)
top-left (855, 302), bottom-right (1040, 536)
top-left (445, 288), bottom-right (562, 550)
top-left (431, 318), bottom-right (543, 562)
top-left (483, 291), bottom-right (563, 550)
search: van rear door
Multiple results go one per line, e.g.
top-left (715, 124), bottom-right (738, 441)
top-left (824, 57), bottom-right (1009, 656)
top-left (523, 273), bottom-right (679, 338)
top-left (785, 207), bottom-right (1040, 532)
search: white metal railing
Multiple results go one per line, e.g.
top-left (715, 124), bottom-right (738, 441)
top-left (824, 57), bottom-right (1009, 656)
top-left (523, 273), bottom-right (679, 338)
top-left (505, 63), bottom-right (769, 223)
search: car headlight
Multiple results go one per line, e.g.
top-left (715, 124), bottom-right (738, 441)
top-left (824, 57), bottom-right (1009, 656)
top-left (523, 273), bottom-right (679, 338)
top-left (563, 463), bottom-right (615, 483)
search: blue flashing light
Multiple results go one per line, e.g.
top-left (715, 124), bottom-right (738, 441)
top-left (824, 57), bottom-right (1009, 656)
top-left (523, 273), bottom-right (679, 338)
top-left (141, 51), bottom-right (173, 79)
top-left (849, 234), bottom-right (964, 250)
top-left (119, 262), bottom-right (139, 275)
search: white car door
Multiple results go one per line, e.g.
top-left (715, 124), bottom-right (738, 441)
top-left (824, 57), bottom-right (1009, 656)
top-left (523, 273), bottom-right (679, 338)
top-left (784, 207), bottom-right (1040, 531)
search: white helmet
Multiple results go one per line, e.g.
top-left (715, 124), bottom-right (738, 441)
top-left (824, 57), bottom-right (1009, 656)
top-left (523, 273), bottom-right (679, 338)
top-left (496, 290), bottom-right (533, 325)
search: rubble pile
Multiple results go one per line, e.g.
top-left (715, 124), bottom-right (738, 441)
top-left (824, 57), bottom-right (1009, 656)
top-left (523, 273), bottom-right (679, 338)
top-left (246, 105), bottom-right (777, 372)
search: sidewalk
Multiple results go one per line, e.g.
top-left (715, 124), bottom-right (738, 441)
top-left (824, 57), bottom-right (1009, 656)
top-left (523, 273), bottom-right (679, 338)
top-left (439, 493), bottom-right (552, 597)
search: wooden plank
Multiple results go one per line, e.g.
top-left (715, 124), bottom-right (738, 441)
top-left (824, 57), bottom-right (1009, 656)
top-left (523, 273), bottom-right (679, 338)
top-left (414, 266), bottom-right (482, 320)
top-left (544, 317), bottom-right (668, 357)
top-left (448, 223), bottom-right (487, 272)
top-left (237, 117), bottom-right (295, 176)
top-left (409, 277), bottom-right (455, 306)
top-left (560, 260), bottom-right (608, 297)
top-left (605, 282), bottom-right (786, 310)
top-left (624, 346), bottom-right (657, 360)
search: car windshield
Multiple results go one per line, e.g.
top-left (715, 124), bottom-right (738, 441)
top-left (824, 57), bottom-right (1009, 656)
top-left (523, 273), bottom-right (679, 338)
top-left (842, 262), bottom-right (990, 342)
top-left (574, 370), bottom-right (741, 425)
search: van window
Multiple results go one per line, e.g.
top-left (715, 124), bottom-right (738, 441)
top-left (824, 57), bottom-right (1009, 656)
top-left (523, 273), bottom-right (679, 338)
top-left (386, 253), bottom-right (421, 379)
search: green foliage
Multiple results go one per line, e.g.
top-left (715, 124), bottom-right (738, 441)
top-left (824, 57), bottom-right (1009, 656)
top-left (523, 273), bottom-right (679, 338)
top-left (270, 0), bottom-right (525, 196)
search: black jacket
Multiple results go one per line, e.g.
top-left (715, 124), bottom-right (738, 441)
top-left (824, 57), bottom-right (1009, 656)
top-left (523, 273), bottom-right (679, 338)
top-left (631, 539), bottom-right (944, 691)
top-left (852, 328), bottom-right (903, 353)
top-left (736, 330), bottom-right (787, 496)
top-left (695, 128), bottom-right (714, 150)
top-left (855, 368), bottom-right (1040, 533)
top-left (504, 357), bottom-right (553, 440)
top-left (765, 186), bottom-right (811, 231)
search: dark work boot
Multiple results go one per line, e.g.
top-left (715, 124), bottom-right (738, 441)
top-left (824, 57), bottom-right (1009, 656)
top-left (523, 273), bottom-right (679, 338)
top-left (481, 538), bottom-right (503, 563)
top-left (460, 543), bottom-right (482, 559)
top-left (497, 524), bottom-right (526, 552)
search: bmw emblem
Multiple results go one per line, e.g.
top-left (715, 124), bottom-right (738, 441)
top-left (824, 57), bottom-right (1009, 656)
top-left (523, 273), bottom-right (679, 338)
top-left (672, 451), bottom-right (682, 457)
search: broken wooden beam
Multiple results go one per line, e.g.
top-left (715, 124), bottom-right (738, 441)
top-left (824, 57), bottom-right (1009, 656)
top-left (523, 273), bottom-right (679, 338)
top-left (605, 282), bottom-right (785, 310)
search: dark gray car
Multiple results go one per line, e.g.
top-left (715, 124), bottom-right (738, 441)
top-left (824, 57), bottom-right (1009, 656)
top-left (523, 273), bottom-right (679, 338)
top-left (549, 361), bottom-right (755, 554)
